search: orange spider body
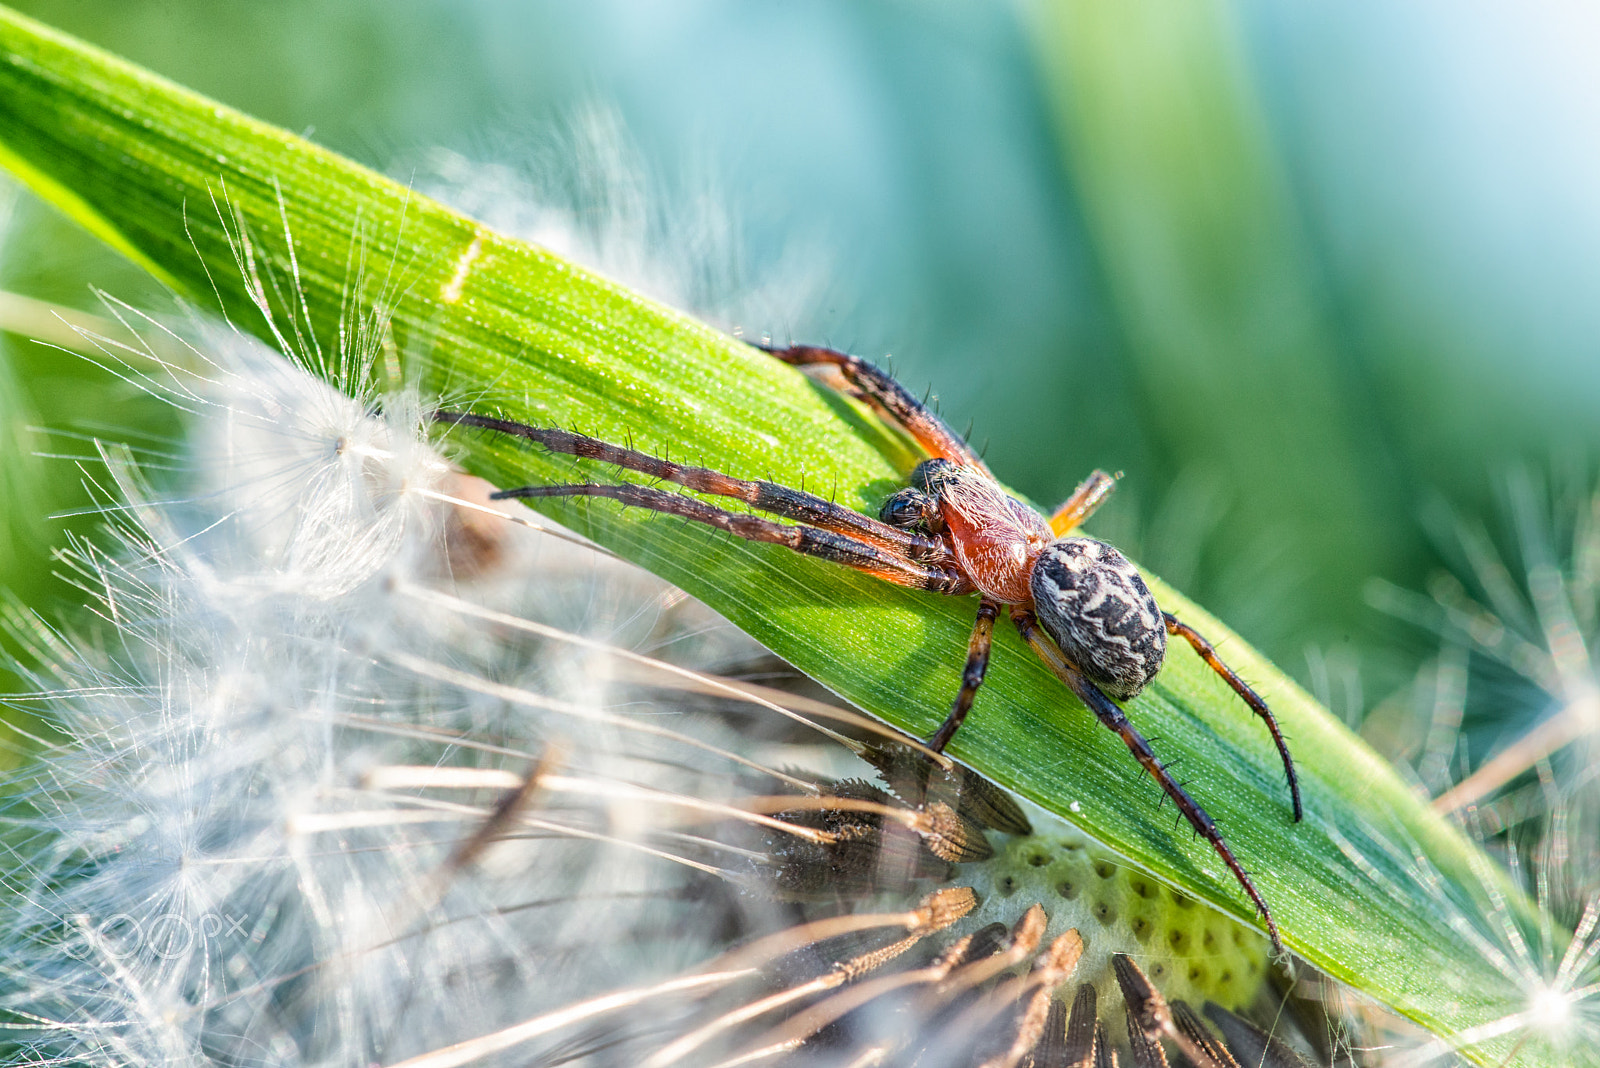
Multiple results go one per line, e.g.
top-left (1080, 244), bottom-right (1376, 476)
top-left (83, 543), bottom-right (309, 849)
top-left (934, 468), bottom-right (1054, 605)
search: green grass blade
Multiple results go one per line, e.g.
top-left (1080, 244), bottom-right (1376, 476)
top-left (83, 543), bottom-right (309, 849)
top-left (0, 8), bottom-right (1547, 1062)
top-left (0, 337), bottom-right (45, 713)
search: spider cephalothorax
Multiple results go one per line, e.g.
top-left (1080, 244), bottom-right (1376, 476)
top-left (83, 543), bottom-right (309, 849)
top-left (436, 342), bottom-right (1302, 955)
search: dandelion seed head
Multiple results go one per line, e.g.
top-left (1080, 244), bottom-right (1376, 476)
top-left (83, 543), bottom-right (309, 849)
top-left (962, 822), bottom-right (1268, 1024)
top-left (0, 300), bottom-right (795, 1065)
top-left (1362, 461), bottom-right (1600, 1064)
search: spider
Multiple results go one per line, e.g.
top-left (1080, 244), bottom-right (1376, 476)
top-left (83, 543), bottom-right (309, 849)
top-left (436, 342), bottom-right (1301, 955)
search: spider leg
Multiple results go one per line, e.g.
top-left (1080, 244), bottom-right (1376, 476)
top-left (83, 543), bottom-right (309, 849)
top-left (1048, 470), bottom-right (1118, 537)
top-left (927, 599), bottom-right (1000, 753)
top-left (1164, 612), bottom-right (1302, 823)
top-left (498, 482), bottom-right (975, 594)
top-left (756, 343), bottom-right (990, 472)
top-left (1011, 608), bottom-right (1285, 957)
top-left (435, 411), bottom-right (948, 562)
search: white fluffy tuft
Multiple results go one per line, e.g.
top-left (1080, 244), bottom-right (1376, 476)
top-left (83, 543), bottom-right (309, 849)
top-left (0, 318), bottom-right (795, 1067)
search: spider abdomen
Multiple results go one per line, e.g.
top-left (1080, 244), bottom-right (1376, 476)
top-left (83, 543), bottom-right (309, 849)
top-left (1030, 537), bottom-right (1166, 701)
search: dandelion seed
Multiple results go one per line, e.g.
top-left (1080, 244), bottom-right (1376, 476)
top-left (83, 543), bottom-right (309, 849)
top-left (1372, 467), bottom-right (1600, 815)
top-left (1363, 465), bottom-right (1600, 1062)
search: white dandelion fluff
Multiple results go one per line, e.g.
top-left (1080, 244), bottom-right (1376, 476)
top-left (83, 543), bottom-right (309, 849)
top-left (0, 307), bottom-right (807, 1065)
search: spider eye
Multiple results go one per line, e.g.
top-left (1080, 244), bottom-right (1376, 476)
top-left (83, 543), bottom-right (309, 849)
top-left (910, 458), bottom-right (956, 495)
top-left (879, 487), bottom-right (936, 531)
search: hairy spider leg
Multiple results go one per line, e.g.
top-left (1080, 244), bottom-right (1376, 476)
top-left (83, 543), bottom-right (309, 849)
top-left (497, 482), bottom-right (974, 595)
top-left (1011, 607), bottom-right (1285, 957)
top-left (1163, 612), bottom-right (1302, 823)
top-left (435, 411), bottom-right (949, 563)
top-left (927, 599), bottom-right (1001, 753)
top-left (1048, 470), bottom-right (1118, 538)
top-left (757, 343), bottom-right (991, 473)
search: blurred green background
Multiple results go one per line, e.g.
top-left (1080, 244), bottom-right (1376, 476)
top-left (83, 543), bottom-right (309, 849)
top-left (4, 0), bottom-right (1599, 773)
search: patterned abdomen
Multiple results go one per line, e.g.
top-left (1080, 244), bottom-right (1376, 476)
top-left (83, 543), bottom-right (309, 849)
top-left (1030, 537), bottom-right (1166, 701)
